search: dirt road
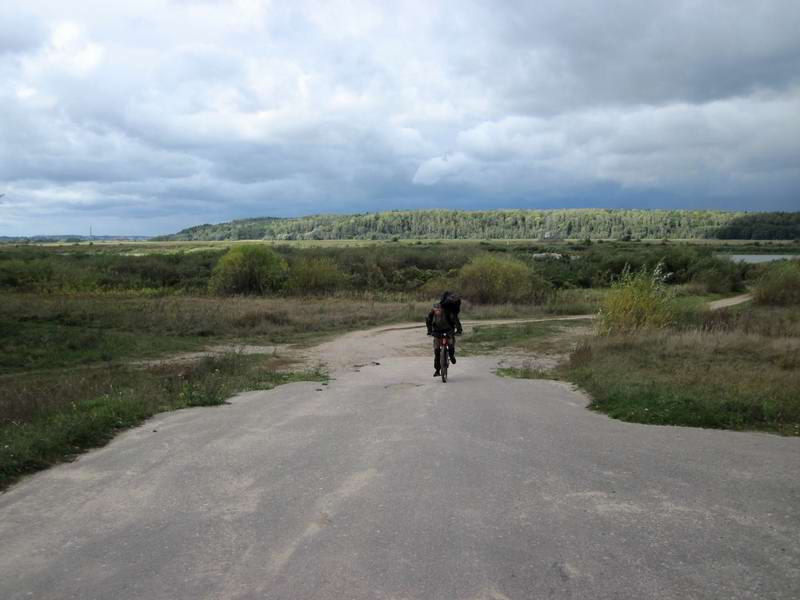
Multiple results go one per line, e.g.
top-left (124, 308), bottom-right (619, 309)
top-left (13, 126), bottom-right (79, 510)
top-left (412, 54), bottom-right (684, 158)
top-left (707, 293), bottom-right (753, 310)
top-left (2, 309), bottom-right (798, 600)
top-left (305, 315), bottom-right (593, 373)
top-left (138, 293), bottom-right (751, 368)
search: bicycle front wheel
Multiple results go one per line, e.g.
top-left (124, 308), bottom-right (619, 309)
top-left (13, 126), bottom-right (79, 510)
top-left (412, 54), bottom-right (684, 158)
top-left (440, 344), bottom-right (448, 383)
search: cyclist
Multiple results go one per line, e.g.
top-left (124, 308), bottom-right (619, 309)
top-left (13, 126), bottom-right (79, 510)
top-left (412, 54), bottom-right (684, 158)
top-left (426, 297), bottom-right (463, 377)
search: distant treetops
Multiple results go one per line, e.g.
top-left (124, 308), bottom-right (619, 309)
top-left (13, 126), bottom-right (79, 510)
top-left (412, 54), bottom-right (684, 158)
top-left (155, 209), bottom-right (800, 242)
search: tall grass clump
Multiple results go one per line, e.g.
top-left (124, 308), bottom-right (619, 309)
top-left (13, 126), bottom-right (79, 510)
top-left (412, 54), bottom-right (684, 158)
top-left (597, 262), bottom-right (676, 334)
top-left (459, 254), bottom-right (550, 304)
top-left (754, 261), bottom-right (800, 306)
top-left (209, 246), bottom-right (287, 295)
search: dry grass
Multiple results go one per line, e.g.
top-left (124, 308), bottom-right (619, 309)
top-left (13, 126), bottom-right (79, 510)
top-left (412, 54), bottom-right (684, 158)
top-left (1, 292), bottom-right (426, 341)
top-left (1, 292), bottom-right (564, 351)
top-left (0, 354), bottom-right (300, 425)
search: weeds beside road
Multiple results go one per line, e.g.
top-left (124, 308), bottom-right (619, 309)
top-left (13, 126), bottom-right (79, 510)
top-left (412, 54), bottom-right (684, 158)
top-left (0, 353), bottom-right (326, 489)
top-left (497, 261), bottom-right (800, 436)
top-left (565, 316), bottom-right (800, 435)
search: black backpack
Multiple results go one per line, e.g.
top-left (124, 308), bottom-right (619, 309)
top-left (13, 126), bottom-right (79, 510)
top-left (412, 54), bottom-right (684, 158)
top-left (440, 291), bottom-right (461, 316)
top-left (431, 305), bottom-right (451, 331)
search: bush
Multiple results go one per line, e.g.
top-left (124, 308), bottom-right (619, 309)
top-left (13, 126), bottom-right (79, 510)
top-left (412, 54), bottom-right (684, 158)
top-left (417, 274), bottom-right (460, 299)
top-left (286, 257), bottom-right (346, 295)
top-left (689, 257), bottom-right (746, 294)
top-left (754, 261), bottom-right (800, 306)
top-left (459, 255), bottom-right (547, 304)
top-left (598, 262), bottom-right (676, 334)
top-left (0, 259), bottom-right (53, 290)
top-left (209, 246), bottom-right (287, 295)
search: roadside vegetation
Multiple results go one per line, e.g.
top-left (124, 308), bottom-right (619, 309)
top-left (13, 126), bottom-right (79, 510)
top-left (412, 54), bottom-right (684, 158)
top-left (0, 353), bottom-right (326, 489)
top-left (1, 237), bottom-right (770, 296)
top-left (499, 260), bottom-right (800, 435)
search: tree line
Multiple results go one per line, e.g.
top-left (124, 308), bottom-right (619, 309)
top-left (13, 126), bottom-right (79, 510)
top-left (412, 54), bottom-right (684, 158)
top-left (155, 209), bottom-right (800, 242)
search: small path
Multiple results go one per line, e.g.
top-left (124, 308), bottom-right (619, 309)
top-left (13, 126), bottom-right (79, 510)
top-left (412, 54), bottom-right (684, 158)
top-left (707, 293), bottom-right (753, 310)
top-left (304, 315), bottom-right (594, 375)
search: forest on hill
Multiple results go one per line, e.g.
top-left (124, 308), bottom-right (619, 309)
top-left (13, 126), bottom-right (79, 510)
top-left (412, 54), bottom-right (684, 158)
top-left (156, 209), bottom-right (800, 241)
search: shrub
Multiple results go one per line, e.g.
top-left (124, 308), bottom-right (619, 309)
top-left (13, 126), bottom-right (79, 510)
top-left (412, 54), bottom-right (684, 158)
top-left (459, 254), bottom-right (546, 304)
top-left (286, 257), bottom-right (346, 295)
top-left (754, 261), bottom-right (800, 306)
top-left (209, 246), bottom-right (287, 295)
top-left (597, 262), bottom-right (676, 334)
top-left (0, 259), bottom-right (53, 290)
top-left (689, 257), bottom-right (746, 294)
top-left (417, 274), bottom-right (460, 299)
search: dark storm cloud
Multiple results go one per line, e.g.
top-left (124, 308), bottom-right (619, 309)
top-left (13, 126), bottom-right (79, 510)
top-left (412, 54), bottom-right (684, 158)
top-left (484, 1), bottom-right (800, 109)
top-left (0, 0), bottom-right (798, 235)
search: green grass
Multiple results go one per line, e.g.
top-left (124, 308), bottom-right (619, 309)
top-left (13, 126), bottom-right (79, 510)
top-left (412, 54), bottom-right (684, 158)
top-left (0, 353), bottom-right (326, 489)
top-left (485, 301), bottom-right (800, 435)
top-left (0, 318), bottom-right (205, 374)
top-left (544, 288), bottom-right (607, 315)
top-left (557, 304), bottom-right (800, 435)
top-left (560, 330), bottom-right (800, 435)
top-left (460, 319), bottom-right (591, 355)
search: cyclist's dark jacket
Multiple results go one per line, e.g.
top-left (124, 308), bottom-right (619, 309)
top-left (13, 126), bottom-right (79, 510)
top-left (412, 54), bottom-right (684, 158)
top-left (426, 307), bottom-right (462, 335)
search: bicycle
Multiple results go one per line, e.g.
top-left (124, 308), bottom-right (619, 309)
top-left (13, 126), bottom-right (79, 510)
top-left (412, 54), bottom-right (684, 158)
top-left (436, 332), bottom-right (453, 383)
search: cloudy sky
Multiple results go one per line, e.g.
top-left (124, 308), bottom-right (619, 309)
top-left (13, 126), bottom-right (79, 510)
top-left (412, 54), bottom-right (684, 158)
top-left (1, 1), bottom-right (798, 235)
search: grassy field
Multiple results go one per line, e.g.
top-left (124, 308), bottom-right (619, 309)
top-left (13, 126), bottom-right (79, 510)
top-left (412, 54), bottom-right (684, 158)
top-left (562, 307), bottom-right (800, 435)
top-left (0, 291), bottom-right (579, 372)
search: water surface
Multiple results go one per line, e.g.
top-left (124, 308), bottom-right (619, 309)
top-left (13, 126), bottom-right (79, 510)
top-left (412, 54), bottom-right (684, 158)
top-left (722, 254), bottom-right (800, 264)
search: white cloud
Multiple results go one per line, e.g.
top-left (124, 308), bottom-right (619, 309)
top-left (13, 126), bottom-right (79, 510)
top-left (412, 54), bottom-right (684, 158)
top-left (412, 88), bottom-right (800, 193)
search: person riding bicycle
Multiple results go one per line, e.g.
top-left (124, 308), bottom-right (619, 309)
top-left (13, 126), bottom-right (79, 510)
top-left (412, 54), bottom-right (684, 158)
top-left (426, 292), bottom-right (463, 377)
